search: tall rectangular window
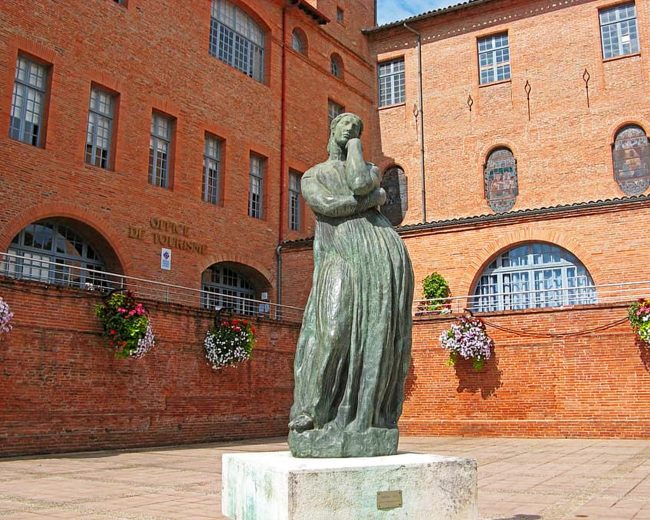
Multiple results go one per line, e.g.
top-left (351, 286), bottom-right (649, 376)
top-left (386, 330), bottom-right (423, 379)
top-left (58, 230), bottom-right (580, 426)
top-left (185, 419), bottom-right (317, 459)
top-left (288, 170), bottom-right (302, 231)
top-left (478, 33), bottom-right (510, 85)
top-left (600, 3), bottom-right (639, 59)
top-left (203, 134), bottom-right (222, 204)
top-left (378, 58), bottom-right (405, 107)
top-left (149, 112), bottom-right (173, 188)
top-left (328, 99), bottom-right (344, 128)
top-left (85, 87), bottom-right (115, 169)
top-left (9, 55), bottom-right (49, 147)
top-left (209, 0), bottom-right (265, 82)
top-left (248, 154), bottom-right (265, 219)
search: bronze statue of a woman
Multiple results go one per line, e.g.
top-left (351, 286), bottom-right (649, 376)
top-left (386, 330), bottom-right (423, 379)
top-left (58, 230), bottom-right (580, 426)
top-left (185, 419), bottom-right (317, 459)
top-left (288, 113), bottom-right (414, 458)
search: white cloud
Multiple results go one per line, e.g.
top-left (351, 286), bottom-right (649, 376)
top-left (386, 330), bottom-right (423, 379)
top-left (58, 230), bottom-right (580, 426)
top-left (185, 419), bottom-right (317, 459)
top-left (376, 0), bottom-right (460, 25)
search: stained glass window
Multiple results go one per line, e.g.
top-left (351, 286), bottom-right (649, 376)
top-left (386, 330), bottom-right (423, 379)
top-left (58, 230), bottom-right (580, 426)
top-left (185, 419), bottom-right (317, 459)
top-left (613, 125), bottom-right (650, 195)
top-left (484, 148), bottom-right (518, 213)
top-left (471, 244), bottom-right (596, 313)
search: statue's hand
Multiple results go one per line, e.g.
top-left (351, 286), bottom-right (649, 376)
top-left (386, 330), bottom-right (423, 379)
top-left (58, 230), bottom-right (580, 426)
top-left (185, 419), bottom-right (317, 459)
top-left (346, 137), bottom-right (363, 152)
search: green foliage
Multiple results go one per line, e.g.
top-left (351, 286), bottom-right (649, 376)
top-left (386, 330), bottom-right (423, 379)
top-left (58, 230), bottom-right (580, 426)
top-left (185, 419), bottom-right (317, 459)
top-left (422, 272), bottom-right (450, 310)
top-left (95, 291), bottom-right (154, 359)
top-left (628, 298), bottom-right (650, 345)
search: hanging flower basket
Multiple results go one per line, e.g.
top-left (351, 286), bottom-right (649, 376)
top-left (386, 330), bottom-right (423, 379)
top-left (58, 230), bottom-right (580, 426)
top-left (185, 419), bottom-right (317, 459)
top-left (204, 318), bottom-right (255, 370)
top-left (0, 297), bottom-right (13, 336)
top-left (628, 298), bottom-right (650, 346)
top-left (95, 291), bottom-right (155, 359)
top-left (439, 315), bottom-right (494, 371)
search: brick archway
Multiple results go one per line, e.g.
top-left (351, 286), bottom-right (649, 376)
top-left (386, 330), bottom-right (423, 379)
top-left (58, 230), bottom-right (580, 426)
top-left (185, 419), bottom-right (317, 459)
top-left (458, 226), bottom-right (599, 298)
top-left (0, 203), bottom-right (128, 275)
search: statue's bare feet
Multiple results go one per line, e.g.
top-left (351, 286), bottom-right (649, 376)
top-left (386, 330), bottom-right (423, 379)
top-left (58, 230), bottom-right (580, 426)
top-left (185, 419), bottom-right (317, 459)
top-left (289, 414), bottom-right (314, 433)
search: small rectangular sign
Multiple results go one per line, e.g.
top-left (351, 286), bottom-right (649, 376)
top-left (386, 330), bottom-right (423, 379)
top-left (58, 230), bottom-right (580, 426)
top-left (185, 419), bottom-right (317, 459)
top-left (377, 490), bottom-right (402, 510)
top-left (160, 248), bottom-right (172, 270)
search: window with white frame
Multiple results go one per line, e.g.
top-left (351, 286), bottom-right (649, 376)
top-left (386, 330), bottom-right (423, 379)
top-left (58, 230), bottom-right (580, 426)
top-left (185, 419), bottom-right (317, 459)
top-left (328, 99), bottom-right (344, 128)
top-left (288, 170), bottom-right (302, 231)
top-left (600, 3), bottom-right (639, 59)
top-left (471, 243), bottom-right (596, 313)
top-left (201, 264), bottom-right (257, 315)
top-left (378, 58), bottom-right (405, 107)
top-left (9, 55), bottom-right (49, 147)
top-left (149, 112), bottom-right (173, 188)
top-left (203, 134), bottom-right (222, 204)
top-left (85, 87), bottom-right (115, 169)
top-left (248, 153), bottom-right (265, 219)
top-left (209, 0), bottom-right (265, 82)
top-left (4, 220), bottom-right (109, 289)
top-left (477, 33), bottom-right (510, 85)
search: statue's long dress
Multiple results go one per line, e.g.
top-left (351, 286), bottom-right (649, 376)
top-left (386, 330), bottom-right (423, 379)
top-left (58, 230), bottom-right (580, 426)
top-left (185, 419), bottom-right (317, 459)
top-left (289, 160), bottom-right (413, 457)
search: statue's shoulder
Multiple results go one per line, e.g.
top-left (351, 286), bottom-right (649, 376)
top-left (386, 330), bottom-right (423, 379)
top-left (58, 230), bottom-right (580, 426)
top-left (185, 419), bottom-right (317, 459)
top-left (303, 161), bottom-right (337, 182)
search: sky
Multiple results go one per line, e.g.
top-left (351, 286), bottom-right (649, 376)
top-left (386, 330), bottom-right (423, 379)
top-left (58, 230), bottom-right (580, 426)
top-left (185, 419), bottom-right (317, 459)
top-left (376, 0), bottom-right (459, 25)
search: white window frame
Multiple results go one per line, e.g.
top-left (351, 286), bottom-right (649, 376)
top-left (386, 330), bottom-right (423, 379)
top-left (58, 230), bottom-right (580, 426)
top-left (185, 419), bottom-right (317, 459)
top-left (149, 112), bottom-right (173, 188)
top-left (472, 244), bottom-right (596, 312)
top-left (288, 170), bottom-right (302, 231)
top-left (378, 58), bottom-right (405, 107)
top-left (599, 2), bottom-right (640, 59)
top-left (9, 55), bottom-right (48, 147)
top-left (203, 134), bottom-right (222, 204)
top-left (209, 0), bottom-right (265, 82)
top-left (477, 33), bottom-right (511, 85)
top-left (85, 86), bottom-right (115, 169)
top-left (248, 154), bottom-right (265, 219)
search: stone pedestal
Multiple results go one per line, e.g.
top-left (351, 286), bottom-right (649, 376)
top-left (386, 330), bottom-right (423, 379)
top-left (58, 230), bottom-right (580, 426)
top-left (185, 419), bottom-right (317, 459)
top-left (222, 451), bottom-right (478, 520)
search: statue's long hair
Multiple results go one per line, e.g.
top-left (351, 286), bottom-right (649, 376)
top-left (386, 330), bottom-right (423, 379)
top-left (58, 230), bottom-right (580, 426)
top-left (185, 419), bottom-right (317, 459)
top-left (327, 113), bottom-right (364, 160)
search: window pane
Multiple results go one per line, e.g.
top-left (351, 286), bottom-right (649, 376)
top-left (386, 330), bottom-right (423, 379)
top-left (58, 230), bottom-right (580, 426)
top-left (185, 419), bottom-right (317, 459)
top-left (378, 58), bottom-right (405, 107)
top-left (600, 3), bottom-right (639, 59)
top-left (10, 56), bottom-right (48, 146)
top-left (477, 33), bottom-right (510, 85)
top-left (472, 243), bottom-right (596, 312)
top-left (209, 0), bottom-right (265, 82)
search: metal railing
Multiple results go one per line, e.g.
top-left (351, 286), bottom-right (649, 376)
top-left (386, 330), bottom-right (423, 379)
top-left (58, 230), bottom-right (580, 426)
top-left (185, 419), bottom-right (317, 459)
top-left (415, 279), bottom-right (650, 316)
top-left (3, 251), bottom-right (649, 321)
top-left (0, 251), bottom-right (305, 323)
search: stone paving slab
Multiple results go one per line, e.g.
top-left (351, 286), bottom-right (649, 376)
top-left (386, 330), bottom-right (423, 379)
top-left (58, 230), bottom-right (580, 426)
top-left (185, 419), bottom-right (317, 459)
top-left (0, 437), bottom-right (648, 519)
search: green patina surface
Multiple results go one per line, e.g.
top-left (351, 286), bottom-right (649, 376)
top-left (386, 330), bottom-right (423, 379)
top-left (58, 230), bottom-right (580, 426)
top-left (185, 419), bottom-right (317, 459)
top-left (288, 113), bottom-right (414, 458)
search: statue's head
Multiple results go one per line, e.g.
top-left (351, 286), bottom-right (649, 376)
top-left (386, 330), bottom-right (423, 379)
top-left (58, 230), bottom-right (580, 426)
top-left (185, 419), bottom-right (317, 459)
top-left (328, 113), bottom-right (363, 159)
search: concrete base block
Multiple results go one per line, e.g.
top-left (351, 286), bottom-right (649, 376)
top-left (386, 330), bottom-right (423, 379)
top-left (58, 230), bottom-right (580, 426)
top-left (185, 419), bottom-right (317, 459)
top-left (222, 451), bottom-right (478, 520)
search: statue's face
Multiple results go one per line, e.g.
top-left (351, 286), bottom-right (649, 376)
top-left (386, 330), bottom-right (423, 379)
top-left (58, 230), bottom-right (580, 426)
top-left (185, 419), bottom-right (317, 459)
top-left (333, 116), bottom-right (361, 148)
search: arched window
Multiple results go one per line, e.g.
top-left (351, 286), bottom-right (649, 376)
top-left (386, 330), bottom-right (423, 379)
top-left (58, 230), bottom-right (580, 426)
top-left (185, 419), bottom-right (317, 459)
top-left (209, 0), bottom-right (265, 82)
top-left (612, 124), bottom-right (650, 195)
top-left (380, 166), bottom-right (408, 226)
top-left (472, 243), bottom-right (596, 312)
top-left (291, 28), bottom-right (307, 55)
top-left (330, 53), bottom-right (343, 78)
top-left (4, 219), bottom-right (115, 289)
top-left (202, 263), bottom-right (262, 315)
top-left (484, 147), bottom-right (518, 213)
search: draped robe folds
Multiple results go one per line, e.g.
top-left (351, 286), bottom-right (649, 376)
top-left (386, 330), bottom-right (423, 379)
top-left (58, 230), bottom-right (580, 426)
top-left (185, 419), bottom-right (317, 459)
top-left (288, 158), bottom-right (414, 458)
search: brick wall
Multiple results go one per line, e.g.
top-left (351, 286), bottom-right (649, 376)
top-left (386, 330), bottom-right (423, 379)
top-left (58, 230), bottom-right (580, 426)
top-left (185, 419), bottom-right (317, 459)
top-left (0, 278), bottom-right (299, 457)
top-left (368, 0), bottom-right (650, 224)
top-left (0, 0), bottom-right (377, 297)
top-left (406, 305), bottom-right (650, 438)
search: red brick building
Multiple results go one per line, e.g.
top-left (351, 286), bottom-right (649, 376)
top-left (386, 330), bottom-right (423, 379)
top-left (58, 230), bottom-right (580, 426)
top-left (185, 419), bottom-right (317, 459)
top-left (1, 0), bottom-right (649, 455)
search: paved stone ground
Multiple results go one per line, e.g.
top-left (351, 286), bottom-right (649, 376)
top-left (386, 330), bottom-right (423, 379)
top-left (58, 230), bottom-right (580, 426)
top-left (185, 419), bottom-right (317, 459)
top-left (0, 436), bottom-right (649, 519)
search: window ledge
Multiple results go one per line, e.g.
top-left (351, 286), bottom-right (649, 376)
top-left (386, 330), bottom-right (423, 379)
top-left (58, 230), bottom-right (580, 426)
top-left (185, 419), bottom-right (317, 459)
top-left (378, 102), bottom-right (406, 111)
top-left (603, 52), bottom-right (641, 63)
top-left (84, 163), bottom-right (113, 173)
top-left (479, 78), bottom-right (511, 89)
